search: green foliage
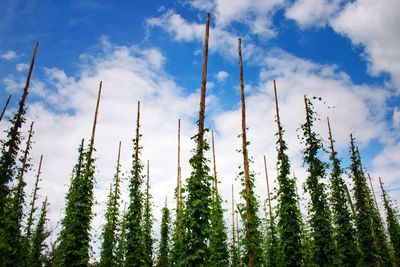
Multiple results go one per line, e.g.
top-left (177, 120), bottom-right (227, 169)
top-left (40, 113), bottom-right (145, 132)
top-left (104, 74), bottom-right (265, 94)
top-left (369, 204), bottom-right (394, 266)
top-left (143, 169), bottom-right (154, 266)
top-left (170, 178), bottom-right (185, 266)
top-left (349, 136), bottom-right (379, 266)
top-left (209, 188), bottom-right (229, 266)
top-left (230, 229), bottom-right (240, 267)
top-left (0, 124), bottom-right (34, 266)
top-left (29, 198), bottom-right (50, 267)
top-left (0, 97), bottom-right (28, 221)
top-left (237, 166), bottom-right (264, 266)
top-left (0, 94), bottom-right (30, 265)
top-left (275, 123), bottom-right (303, 267)
top-left (381, 182), bottom-right (400, 266)
top-left (157, 204), bottom-right (171, 267)
top-left (100, 154), bottom-right (121, 267)
top-left (301, 97), bottom-right (337, 266)
top-left (125, 130), bottom-right (145, 266)
top-left (300, 222), bottom-right (314, 267)
top-left (262, 202), bottom-right (279, 267)
top-left (180, 132), bottom-right (213, 266)
top-left (54, 140), bottom-right (96, 266)
top-left (327, 124), bottom-right (359, 266)
top-left (115, 208), bottom-right (127, 267)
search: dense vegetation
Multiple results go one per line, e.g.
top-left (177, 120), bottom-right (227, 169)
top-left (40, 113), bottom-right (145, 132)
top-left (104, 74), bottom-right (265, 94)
top-left (0, 14), bottom-right (399, 267)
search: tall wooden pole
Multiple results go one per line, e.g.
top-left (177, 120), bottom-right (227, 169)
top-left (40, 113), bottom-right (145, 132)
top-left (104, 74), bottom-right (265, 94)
top-left (26, 154), bottom-right (43, 238)
top-left (263, 155), bottom-right (273, 223)
top-left (14, 41), bottom-right (39, 125)
top-left (0, 95), bottom-right (11, 122)
top-left (327, 118), bottom-right (356, 218)
top-left (231, 184), bottom-right (236, 250)
top-left (356, 146), bottom-right (379, 212)
top-left (211, 130), bottom-right (218, 197)
top-left (273, 80), bottom-right (283, 146)
top-left (110, 141), bottom-right (122, 249)
top-left (293, 173), bottom-right (302, 216)
top-left (22, 42), bottom-right (39, 106)
top-left (235, 211), bottom-right (240, 260)
top-left (5, 42), bottom-right (38, 157)
top-left (196, 13), bottom-right (210, 156)
top-left (378, 177), bottom-right (386, 201)
top-left (88, 81), bottom-right (102, 160)
top-left (114, 141), bottom-right (122, 200)
top-left (367, 173), bottom-right (379, 212)
top-left (134, 101), bottom-right (141, 179)
top-left (146, 160), bottom-right (150, 207)
top-left (18, 122), bottom-right (34, 184)
top-left (176, 119), bottom-right (181, 234)
top-left (238, 37), bottom-right (254, 266)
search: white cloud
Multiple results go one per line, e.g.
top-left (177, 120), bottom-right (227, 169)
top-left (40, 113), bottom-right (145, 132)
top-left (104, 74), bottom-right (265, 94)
top-left (146, 10), bottom-right (263, 61)
top-left (371, 144), bottom-right (400, 207)
top-left (286, 0), bottom-right (400, 92)
top-left (3, 75), bottom-right (22, 93)
top-left (285, 0), bottom-right (342, 27)
top-left (16, 63), bottom-right (29, 72)
top-left (147, 10), bottom-right (204, 42)
top-left (212, 0), bottom-right (284, 33)
top-left (0, 50), bottom-right (17, 60)
top-left (215, 70), bottom-right (229, 82)
top-left (393, 108), bottom-right (400, 128)
top-left (332, 0), bottom-right (400, 90)
top-left (140, 48), bottom-right (166, 69)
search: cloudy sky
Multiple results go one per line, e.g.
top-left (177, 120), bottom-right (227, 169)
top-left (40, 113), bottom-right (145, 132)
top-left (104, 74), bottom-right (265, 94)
top-left (0, 0), bottom-right (399, 259)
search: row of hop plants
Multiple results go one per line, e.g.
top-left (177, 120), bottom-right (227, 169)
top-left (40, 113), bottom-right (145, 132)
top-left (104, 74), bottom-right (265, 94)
top-left (0, 13), bottom-right (399, 267)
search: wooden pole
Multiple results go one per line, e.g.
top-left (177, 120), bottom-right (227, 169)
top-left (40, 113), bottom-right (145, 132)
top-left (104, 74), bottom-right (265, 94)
top-left (88, 81), bottom-right (102, 160)
top-left (176, 119), bottom-right (181, 234)
top-left (196, 13), bottom-right (210, 156)
top-left (16, 41), bottom-right (39, 121)
top-left (5, 42), bottom-right (38, 157)
top-left (0, 95), bottom-right (11, 122)
top-left (355, 146), bottom-right (380, 212)
top-left (18, 122), bottom-right (34, 185)
top-left (236, 211), bottom-right (241, 260)
top-left (114, 141), bottom-right (122, 198)
top-left (367, 173), bottom-right (379, 212)
top-left (134, 101), bottom-right (141, 179)
top-left (231, 184), bottom-right (236, 251)
top-left (344, 182), bottom-right (356, 218)
top-left (146, 160), bottom-right (150, 208)
top-left (238, 37), bottom-right (254, 266)
top-left (327, 117), bottom-right (334, 153)
top-left (273, 80), bottom-right (283, 146)
top-left (26, 154), bottom-right (43, 238)
top-left (211, 130), bottom-right (218, 198)
top-left (22, 42), bottom-right (39, 105)
top-left (293, 173), bottom-right (302, 217)
top-left (263, 155), bottom-right (273, 223)
top-left (110, 141), bottom-right (122, 249)
top-left (378, 177), bottom-right (384, 196)
top-left (327, 119), bottom-right (356, 218)
top-left (352, 137), bottom-right (381, 266)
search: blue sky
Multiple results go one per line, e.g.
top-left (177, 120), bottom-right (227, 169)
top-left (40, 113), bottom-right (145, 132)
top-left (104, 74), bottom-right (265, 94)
top-left (0, 0), bottom-right (399, 258)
